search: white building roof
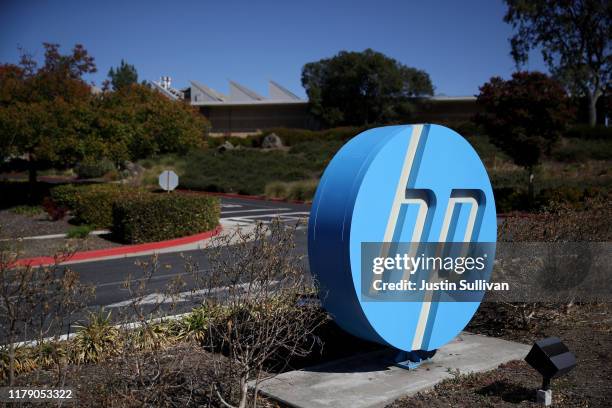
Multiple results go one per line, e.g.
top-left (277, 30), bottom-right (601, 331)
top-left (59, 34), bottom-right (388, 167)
top-left (190, 80), bottom-right (305, 106)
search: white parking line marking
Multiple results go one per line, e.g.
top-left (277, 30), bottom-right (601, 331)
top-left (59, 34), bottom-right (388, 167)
top-left (221, 204), bottom-right (243, 208)
top-left (221, 207), bottom-right (291, 215)
top-left (228, 212), bottom-right (310, 220)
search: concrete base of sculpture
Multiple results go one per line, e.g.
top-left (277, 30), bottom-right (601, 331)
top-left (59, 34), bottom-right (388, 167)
top-left (254, 332), bottom-right (530, 408)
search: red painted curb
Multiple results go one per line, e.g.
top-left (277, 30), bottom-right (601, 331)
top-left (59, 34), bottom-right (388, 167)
top-left (16, 225), bottom-right (222, 267)
top-left (178, 189), bottom-right (311, 205)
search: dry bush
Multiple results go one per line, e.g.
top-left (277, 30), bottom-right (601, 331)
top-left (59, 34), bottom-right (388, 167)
top-left (191, 220), bottom-right (324, 408)
top-left (2, 219), bottom-right (324, 407)
top-left (499, 195), bottom-right (611, 242)
top-left (489, 196), bottom-right (611, 330)
top-left (0, 244), bottom-right (93, 385)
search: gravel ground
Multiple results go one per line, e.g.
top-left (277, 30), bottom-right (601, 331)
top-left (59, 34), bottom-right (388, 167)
top-left (0, 209), bottom-right (121, 257)
top-left (0, 209), bottom-right (73, 239)
top-left (10, 235), bottom-right (121, 258)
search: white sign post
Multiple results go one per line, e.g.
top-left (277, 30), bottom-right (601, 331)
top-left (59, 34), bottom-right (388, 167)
top-left (158, 170), bottom-right (179, 192)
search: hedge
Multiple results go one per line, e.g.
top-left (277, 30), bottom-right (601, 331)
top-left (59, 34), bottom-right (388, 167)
top-left (51, 184), bottom-right (139, 228)
top-left (74, 185), bottom-right (134, 228)
top-left (112, 193), bottom-right (220, 244)
top-left (50, 184), bottom-right (82, 211)
top-left (261, 126), bottom-right (366, 146)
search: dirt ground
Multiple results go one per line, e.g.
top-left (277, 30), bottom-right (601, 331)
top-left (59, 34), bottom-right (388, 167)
top-left (0, 209), bottom-right (72, 239)
top-left (389, 302), bottom-right (612, 408)
top-left (10, 303), bottom-right (610, 407)
top-left (0, 209), bottom-right (120, 257)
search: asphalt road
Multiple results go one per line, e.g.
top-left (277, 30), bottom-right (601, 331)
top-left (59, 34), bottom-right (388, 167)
top-left (70, 196), bottom-right (311, 309)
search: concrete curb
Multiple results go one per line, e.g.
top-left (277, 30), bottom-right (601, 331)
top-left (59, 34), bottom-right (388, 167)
top-left (15, 225), bottom-right (222, 267)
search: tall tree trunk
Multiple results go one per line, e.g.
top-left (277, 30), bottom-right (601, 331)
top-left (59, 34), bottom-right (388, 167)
top-left (28, 152), bottom-right (37, 202)
top-left (587, 90), bottom-right (600, 127)
top-left (528, 167), bottom-right (534, 208)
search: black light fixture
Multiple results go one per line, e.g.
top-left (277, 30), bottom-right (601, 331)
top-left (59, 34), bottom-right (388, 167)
top-left (525, 337), bottom-right (576, 405)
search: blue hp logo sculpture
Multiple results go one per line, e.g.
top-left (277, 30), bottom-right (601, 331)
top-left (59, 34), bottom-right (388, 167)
top-left (308, 124), bottom-right (497, 353)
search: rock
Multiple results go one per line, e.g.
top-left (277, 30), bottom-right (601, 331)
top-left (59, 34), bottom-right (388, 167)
top-left (123, 161), bottom-right (144, 178)
top-left (261, 133), bottom-right (283, 149)
top-left (217, 141), bottom-right (235, 152)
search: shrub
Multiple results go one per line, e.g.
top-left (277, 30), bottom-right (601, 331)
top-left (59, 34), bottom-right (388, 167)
top-left (264, 179), bottom-right (319, 202)
top-left (493, 187), bottom-right (530, 213)
top-left (112, 193), bottom-right (220, 243)
top-left (565, 124), bottom-right (612, 140)
top-left (181, 149), bottom-right (312, 195)
top-left (72, 184), bottom-right (132, 228)
top-left (73, 310), bottom-right (120, 364)
top-left (551, 138), bottom-right (612, 162)
top-left (67, 225), bottom-right (93, 239)
top-left (51, 184), bottom-right (130, 226)
top-left (172, 305), bottom-right (227, 343)
top-left (264, 181), bottom-right (289, 199)
top-left (42, 197), bottom-right (67, 220)
top-left (500, 195), bottom-right (611, 242)
top-left (261, 126), bottom-right (365, 146)
top-left (288, 179), bottom-right (318, 201)
top-left (75, 158), bottom-right (116, 179)
top-left (49, 184), bottom-right (81, 210)
top-left (535, 186), bottom-right (607, 209)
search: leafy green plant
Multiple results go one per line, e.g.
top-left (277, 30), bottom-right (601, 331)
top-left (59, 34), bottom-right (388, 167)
top-left (66, 225), bottom-right (93, 239)
top-left (0, 346), bottom-right (38, 382)
top-left (264, 181), bottom-right (289, 199)
top-left (112, 193), bottom-right (220, 243)
top-left (9, 205), bottom-right (42, 216)
top-left (173, 305), bottom-right (225, 343)
top-left (73, 309), bottom-right (120, 364)
top-left (129, 324), bottom-right (175, 351)
top-left (50, 184), bottom-right (82, 210)
top-left (75, 158), bottom-right (116, 179)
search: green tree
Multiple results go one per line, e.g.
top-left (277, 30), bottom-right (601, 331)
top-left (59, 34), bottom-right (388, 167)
top-left (0, 43), bottom-right (96, 188)
top-left (476, 71), bottom-right (574, 202)
top-left (504, 0), bottom-right (611, 126)
top-left (93, 84), bottom-right (208, 161)
top-left (107, 59), bottom-right (138, 91)
top-left (301, 49), bottom-right (433, 126)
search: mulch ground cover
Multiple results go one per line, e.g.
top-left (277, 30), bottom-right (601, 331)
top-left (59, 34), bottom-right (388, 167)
top-left (389, 302), bottom-right (612, 407)
top-left (0, 209), bottom-right (121, 258)
top-left (8, 303), bottom-right (610, 407)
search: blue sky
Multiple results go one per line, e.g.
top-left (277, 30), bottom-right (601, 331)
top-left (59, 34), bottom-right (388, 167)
top-left (0, 0), bottom-right (547, 98)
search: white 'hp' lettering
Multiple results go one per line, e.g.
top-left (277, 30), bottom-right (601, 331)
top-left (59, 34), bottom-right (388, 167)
top-left (381, 125), bottom-right (483, 350)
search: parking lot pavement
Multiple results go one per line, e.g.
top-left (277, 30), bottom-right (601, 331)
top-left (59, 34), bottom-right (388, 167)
top-left (219, 196), bottom-right (310, 228)
top-left (59, 197), bottom-right (311, 311)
